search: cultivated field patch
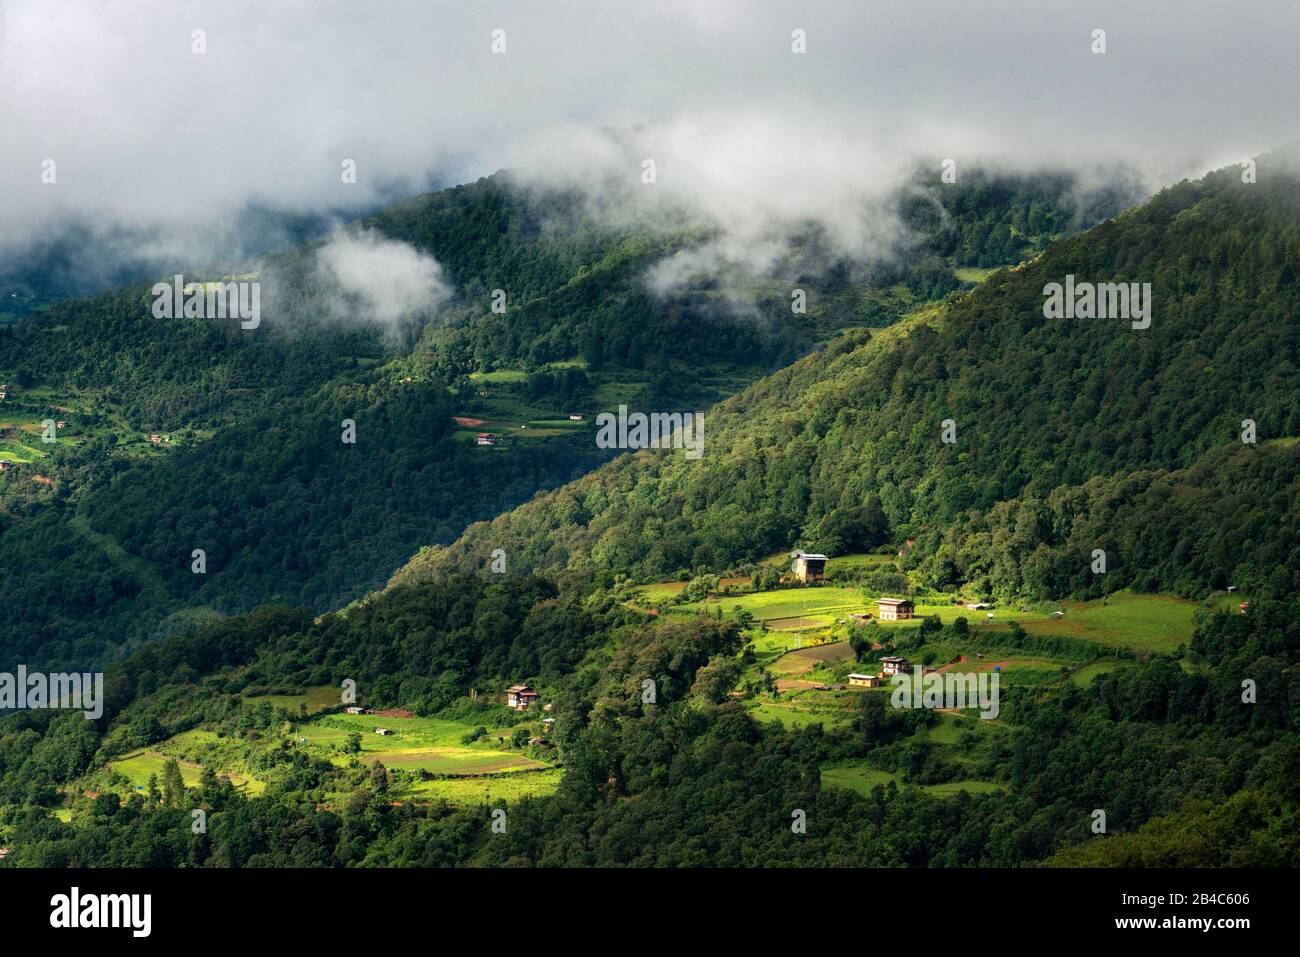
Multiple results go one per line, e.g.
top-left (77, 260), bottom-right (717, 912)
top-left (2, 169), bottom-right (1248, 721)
top-left (1006, 591), bottom-right (1199, 652)
top-left (820, 762), bottom-right (1004, 798)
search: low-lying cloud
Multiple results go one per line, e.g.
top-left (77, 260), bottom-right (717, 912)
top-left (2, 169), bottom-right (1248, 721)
top-left (313, 230), bottom-right (450, 325)
top-left (1, 0), bottom-right (1295, 292)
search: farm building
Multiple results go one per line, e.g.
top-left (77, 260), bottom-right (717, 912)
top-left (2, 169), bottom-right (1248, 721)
top-left (848, 673), bottom-right (881, 688)
top-left (374, 728), bottom-right (393, 736)
top-left (476, 432), bottom-right (497, 446)
top-left (0, 460), bottom-right (10, 472)
top-left (0, 386), bottom-right (8, 400)
top-left (876, 597), bottom-right (915, 620)
top-left (965, 602), bottom-right (992, 611)
top-left (850, 612), bottom-right (872, 621)
top-left (506, 684), bottom-right (539, 711)
top-left (344, 706), bottom-right (369, 715)
top-left (879, 656), bottom-right (911, 676)
top-left (568, 413), bottom-right (584, 421)
top-left (792, 553), bottom-right (828, 582)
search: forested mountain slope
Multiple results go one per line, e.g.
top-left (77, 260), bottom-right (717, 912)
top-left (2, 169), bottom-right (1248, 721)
top-left (3, 157), bottom-right (1299, 871)
top-left (0, 167), bottom-right (1121, 670)
top-left (395, 149), bottom-right (1300, 600)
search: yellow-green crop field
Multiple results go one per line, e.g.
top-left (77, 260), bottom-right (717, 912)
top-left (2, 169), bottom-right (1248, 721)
top-left (296, 713), bottom-right (554, 784)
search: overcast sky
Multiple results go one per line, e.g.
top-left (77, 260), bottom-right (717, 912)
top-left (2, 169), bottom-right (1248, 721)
top-left (1, 0), bottom-right (1296, 267)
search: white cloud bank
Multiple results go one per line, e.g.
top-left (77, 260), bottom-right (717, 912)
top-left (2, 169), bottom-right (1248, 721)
top-left (313, 230), bottom-right (450, 325)
top-left (1, 0), bottom-right (1295, 273)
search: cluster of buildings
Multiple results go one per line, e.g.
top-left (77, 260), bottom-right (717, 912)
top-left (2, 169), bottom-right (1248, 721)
top-left (507, 685), bottom-right (555, 744)
top-left (846, 595), bottom-right (920, 688)
top-left (848, 655), bottom-right (914, 688)
top-left (507, 685), bottom-right (555, 727)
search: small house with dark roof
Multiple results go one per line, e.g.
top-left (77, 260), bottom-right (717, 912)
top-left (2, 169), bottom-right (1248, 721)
top-left (879, 656), bottom-right (911, 676)
top-left (876, 597), bottom-right (914, 620)
top-left (792, 553), bottom-right (828, 582)
top-left (506, 684), bottom-right (539, 711)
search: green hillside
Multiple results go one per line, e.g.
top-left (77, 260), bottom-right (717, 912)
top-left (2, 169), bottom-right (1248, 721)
top-left (4, 154), bottom-right (1298, 872)
top-left (0, 166), bottom-right (1118, 671)
top-left (394, 148), bottom-right (1300, 603)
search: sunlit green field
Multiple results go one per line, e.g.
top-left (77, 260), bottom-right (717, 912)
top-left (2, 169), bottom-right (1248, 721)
top-left (108, 750), bottom-right (205, 789)
top-left (639, 581), bottom-right (688, 602)
top-left (671, 580), bottom-right (1199, 658)
top-left (678, 584), bottom-right (1041, 634)
top-left (746, 688), bottom-right (860, 729)
top-left (820, 763), bottom-right (1004, 798)
top-left (242, 684), bottom-right (341, 714)
top-left (468, 369), bottom-right (527, 384)
top-left (104, 729), bottom-right (266, 795)
top-left (954, 266), bottom-right (1000, 284)
top-left (297, 713), bottom-right (550, 776)
top-left (1070, 659), bottom-right (1126, 686)
top-left (820, 552), bottom-right (899, 572)
top-left (0, 418), bottom-right (52, 462)
top-left (1002, 590), bottom-right (1200, 652)
top-left (89, 712), bottom-right (555, 808)
top-left (405, 769), bottom-right (564, 804)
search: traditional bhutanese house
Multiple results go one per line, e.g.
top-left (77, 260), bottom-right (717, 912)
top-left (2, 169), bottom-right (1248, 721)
top-left (0, 388), bottom-right (8, 400)
top-left (506, 684), bottom-right (539, 711)
top-left (344, 706), bottom-right (368, 715)
top-left (542, 717), bottom-right (556, 730)
top-left (876, 597), bottom-right (915, 620)
top-left (476, 432), bottom-right (496, 446)
top-left (374, 728), bottom-right (393, 736)
top-left (568, 413), bottom-right (585, 421)
top-left (56, 420), bottom-right (68, 429)
top-left (848, 673), bottom-right (881, 688)
top-left (792, 553), bottom-right (828, 582)
top-left (1239, 602), bottom-right (1250, 614)
top-left (149, 433), bottom-right (163, 445)
top-left (879, 656), bottom-right (911, 676)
